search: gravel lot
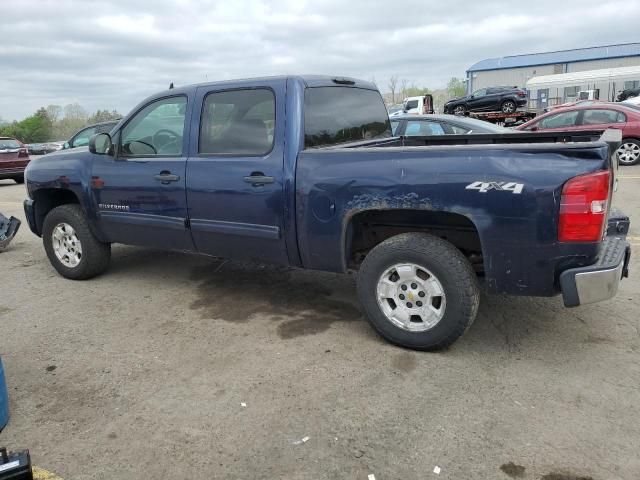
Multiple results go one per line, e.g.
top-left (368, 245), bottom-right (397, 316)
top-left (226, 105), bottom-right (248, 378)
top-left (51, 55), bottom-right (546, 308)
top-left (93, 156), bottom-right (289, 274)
top-left (1, 165), bottom-right (639, 480)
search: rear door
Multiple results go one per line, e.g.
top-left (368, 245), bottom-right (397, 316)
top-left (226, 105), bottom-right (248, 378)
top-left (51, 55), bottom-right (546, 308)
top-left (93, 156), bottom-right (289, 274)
top-left (91, 94), bottom-right (194, 250)
top-left (185, 80), bottom-right (288, 264)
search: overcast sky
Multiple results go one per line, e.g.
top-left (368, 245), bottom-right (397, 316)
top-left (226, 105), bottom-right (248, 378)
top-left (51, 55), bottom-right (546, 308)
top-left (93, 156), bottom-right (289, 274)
top-left (1, 0), bottom-right (639, 121)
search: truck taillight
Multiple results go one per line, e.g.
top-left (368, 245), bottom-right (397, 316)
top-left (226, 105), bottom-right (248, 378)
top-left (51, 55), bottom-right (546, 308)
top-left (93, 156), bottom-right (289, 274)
top-left (558, 170), bottom-right (610, 242)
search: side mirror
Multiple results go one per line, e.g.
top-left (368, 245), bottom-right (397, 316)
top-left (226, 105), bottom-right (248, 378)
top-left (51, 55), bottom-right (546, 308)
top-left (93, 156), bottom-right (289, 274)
top-left (63, 142), bottom-right (70, 149)
top-left (89, 133), bottom-right (113, 155)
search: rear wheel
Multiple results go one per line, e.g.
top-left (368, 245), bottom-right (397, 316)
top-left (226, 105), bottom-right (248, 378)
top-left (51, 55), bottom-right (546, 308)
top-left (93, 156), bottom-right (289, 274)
top-left (501, 100), bottom-right (517, 113)
top-left (453, 105), bottom-right (467, 116)
top-left (357, 233), bottom-right (480, 351)
top-left (616, 139), bottom-right (640, 166)
top-left (43, 204), bottom-right (111, 279)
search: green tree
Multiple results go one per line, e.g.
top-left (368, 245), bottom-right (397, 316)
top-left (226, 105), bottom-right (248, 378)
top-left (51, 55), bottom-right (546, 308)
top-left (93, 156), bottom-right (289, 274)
top-left (447, 77), bottom-right (466, 99)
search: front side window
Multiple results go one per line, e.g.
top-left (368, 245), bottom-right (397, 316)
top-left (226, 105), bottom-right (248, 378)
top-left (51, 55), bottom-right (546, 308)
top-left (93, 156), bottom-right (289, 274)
top-left (404, 121), bottom-right (446, 136)
top-left (538, 111), bottom-right (579, 129)
top-left (71, 126), bottom-right (96, 148)
top-left (582, 109), bottom-right (625, 125)
top-left (472, 89), bottom-right (487, 97)
top-left (199, 89), bottom-right (275, 155)
top-left (121, 96), bottom-right (187, 156)
top-left (304, 87), bottom-right (391, 148)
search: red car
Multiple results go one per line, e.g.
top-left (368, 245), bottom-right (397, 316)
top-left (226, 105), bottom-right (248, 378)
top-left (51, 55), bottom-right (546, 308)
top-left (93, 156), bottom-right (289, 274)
top-left (0, 137), bottom-right (30, 183)
top-left (516, 103), bottom-right (640, 165)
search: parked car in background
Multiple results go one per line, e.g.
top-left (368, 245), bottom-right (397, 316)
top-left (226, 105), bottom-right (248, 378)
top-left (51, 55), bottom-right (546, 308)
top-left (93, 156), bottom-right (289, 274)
top-left (387, 104), bottom-right (403, 116)
top-left (394, 95), bottom-right (434, 116)
top-left (617, 87), bottom-right (640, 102)
top-left (64, 121), bottom-right (119, 150)
top-left (391, 114), bottom-right (515, 136)
top-left (516, 102), bottom-right (640, 165)
top-left (622, 95), bottom-right (640, 107)
top-left (444, 86), bottom-right (527, 115)
top-left (0, 137), bottom-right (30, 183)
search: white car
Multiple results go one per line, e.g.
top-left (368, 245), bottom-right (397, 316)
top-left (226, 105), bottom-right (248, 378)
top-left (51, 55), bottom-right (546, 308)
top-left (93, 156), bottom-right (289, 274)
top-left (622, 95), bottom-right (640, 106)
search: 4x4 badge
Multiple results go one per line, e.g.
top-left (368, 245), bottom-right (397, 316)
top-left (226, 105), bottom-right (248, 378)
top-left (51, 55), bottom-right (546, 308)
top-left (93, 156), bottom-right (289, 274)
top-left (465, 181), bottom-right (524, 194)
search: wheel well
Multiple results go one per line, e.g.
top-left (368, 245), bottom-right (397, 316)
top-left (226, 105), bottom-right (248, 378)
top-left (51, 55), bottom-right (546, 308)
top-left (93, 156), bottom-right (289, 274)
top-left (345, 210), bottom-right (483, 273)
top-left (32, 189), bottom-right (80, 234)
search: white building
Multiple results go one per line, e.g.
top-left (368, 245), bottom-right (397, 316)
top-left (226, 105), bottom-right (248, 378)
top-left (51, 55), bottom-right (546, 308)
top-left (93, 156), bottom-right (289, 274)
top-left (466, 43), bottom-right (640, 107)
top-left (526, 65), bottom-right (640, 109)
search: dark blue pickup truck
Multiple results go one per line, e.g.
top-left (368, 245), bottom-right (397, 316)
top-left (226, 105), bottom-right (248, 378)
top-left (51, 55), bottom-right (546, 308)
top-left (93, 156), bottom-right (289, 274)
top-left (23, 75), bottom-right (631, 350)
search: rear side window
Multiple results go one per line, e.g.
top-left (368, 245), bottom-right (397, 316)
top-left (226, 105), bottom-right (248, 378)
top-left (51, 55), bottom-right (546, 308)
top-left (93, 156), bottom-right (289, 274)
top-left (538, 111), bottom-right (579, 129)
top-left (304, 87), bottom-right (391, 148)
top-left (405, 121), bottom-right (445, 136)
top-left (199, 89), bottom-right (275, 155)
top-left (582, 109), bottom-right (625, 125)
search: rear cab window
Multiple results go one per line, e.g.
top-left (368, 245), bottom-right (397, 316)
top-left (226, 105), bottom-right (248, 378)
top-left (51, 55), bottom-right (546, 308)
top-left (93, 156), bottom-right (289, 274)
top-left (304, 87), bottom-right (391, 148)
top-left (0, 139), bottom-right (21, 150)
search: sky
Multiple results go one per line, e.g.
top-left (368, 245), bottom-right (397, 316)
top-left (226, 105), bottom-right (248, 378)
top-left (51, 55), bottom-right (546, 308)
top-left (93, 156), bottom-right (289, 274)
top-left (1, 0), bottom-right (639, 121)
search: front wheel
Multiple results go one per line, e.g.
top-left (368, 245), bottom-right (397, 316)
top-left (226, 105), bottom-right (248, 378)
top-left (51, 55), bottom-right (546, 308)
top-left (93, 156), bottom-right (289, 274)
top-left (453, 105), bottom-right (467, 115)
top-left (357, 233), bottom-right (480, 351)
top-left (43, 204), bottom-right (111, 279)
top-left (616, 139), bottom-right (640, 166)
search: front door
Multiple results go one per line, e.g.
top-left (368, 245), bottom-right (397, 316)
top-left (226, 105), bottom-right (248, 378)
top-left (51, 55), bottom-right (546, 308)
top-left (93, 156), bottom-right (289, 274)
top-left (468, 88), bottom-right (488, 110)
top-left (91, 94), bottom-right (194, 251)
top-left (185, 81), bottom-right (288, 265)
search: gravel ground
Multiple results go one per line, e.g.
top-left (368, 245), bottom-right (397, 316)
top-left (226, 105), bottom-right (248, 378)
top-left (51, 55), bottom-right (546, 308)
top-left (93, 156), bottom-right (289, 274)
top-left (0, 165), bottom-right (639, 480)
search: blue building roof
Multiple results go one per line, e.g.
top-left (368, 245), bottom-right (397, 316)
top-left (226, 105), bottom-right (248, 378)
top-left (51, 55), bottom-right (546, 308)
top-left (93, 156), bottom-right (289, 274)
top-left (468, 42), bottom-right (640, 72)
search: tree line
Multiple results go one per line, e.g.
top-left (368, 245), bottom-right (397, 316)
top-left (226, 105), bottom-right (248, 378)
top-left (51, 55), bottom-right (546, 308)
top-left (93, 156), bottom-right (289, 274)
top-left (385, 76), bottom-right (467, 104)
top-left (0, 104), bottom-right (122, 144)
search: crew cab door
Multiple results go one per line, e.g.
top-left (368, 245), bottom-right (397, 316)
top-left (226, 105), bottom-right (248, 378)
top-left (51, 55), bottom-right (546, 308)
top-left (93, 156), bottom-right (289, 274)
top-left (185, 81), bottom-right (288, 264)
top-left (91, 94), bottom-right (194, 251)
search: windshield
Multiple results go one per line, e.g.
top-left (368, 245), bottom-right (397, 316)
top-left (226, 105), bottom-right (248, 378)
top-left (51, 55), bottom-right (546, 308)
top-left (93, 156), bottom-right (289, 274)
top-left (304, 87), bottom-right (391, 148)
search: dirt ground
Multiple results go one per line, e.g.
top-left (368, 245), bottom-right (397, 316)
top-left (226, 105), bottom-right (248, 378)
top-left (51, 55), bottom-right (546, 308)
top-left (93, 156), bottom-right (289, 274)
top-left (1, 164), bottom-right (639, 480)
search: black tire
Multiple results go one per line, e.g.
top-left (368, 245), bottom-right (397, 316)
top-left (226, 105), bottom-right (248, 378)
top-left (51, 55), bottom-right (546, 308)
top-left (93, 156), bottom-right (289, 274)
top-left (453, 104), bottom-right (467, 116)
top-left (616, 138), bottom-right (640, 166)
top-left (42, 204), bottom-right (111, 280)
top-left (13, 175), bottom-right (24, 184)
top-left (357, 233), bottom-right (479, 351)
top-left (501, 100), bottom-right (517, 113)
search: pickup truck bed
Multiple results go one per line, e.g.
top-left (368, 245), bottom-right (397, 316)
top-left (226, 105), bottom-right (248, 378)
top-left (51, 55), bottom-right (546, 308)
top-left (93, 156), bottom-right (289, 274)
top-left (22, 75), bottom-right (631, 350)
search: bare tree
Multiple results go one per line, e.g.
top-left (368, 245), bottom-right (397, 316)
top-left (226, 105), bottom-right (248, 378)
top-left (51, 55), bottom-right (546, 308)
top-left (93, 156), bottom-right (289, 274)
top-left (400, 79), bottom-right (408, 100)
top-left (45, 105), bottom-right (62, 123)
top-left (388, 75), bottom-right (398, 104)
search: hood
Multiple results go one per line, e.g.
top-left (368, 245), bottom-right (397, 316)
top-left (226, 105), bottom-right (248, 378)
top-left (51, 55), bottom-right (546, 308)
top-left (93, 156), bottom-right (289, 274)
top-left (445, 95), bottom-right (470, 105)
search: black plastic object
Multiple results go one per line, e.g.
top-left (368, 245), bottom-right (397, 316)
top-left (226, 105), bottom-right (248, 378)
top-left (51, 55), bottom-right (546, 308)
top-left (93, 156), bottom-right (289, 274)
top-left (0, 214), bottom-right (20, 250)
top-left (607, 208), bottom-right (630, 236)
top-left (0, 448), bottom-right (32, 480)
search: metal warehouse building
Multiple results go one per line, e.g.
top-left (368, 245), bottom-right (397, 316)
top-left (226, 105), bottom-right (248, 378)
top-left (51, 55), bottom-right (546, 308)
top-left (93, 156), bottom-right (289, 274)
top-left (466, 42), bottom-right (640, 105)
